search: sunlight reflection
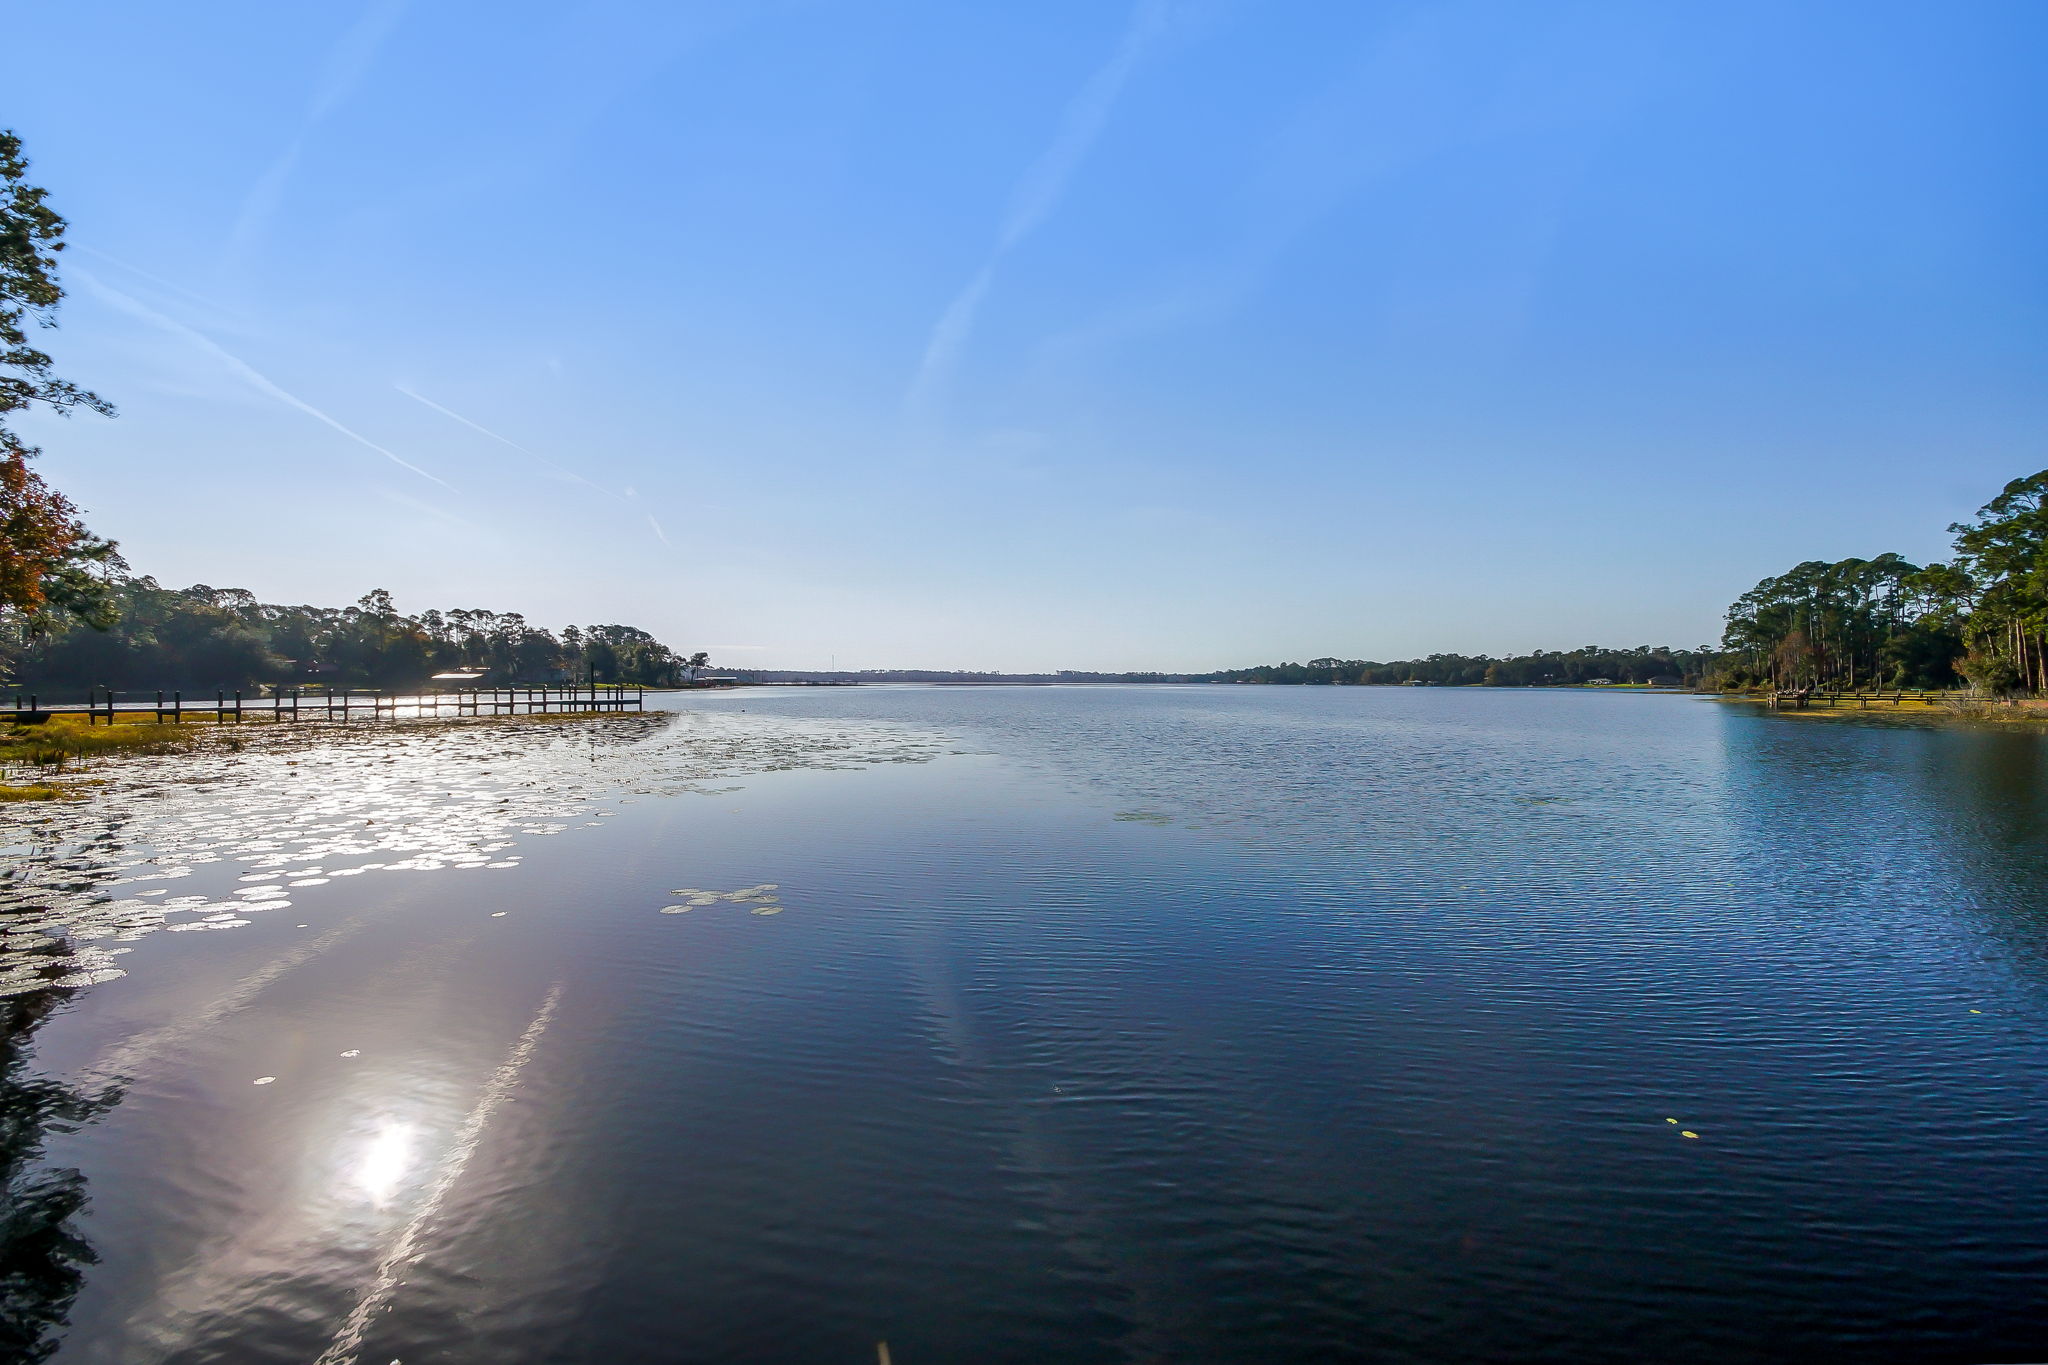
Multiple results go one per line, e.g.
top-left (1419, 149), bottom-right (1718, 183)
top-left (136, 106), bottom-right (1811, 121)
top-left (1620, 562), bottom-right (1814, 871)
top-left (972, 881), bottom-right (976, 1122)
top-left (1, 707), bottom-right (946, 995)
top-left (350, 1120), bottom-right (416, 1207)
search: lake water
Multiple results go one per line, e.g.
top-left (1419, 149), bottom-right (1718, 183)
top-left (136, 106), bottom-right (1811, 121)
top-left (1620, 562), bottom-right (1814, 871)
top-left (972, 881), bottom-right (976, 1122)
top-left (3, 686), bottom-right (2047, 1363)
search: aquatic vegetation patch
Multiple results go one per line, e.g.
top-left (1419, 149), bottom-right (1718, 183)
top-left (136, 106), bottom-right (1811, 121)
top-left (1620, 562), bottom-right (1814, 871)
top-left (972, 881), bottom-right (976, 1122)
top-left (1, 705), bottom-right (938, 999)
top-left (663, 884), bottom-right (788, 915)
top-left (0, 928), bottom-right (130, 997)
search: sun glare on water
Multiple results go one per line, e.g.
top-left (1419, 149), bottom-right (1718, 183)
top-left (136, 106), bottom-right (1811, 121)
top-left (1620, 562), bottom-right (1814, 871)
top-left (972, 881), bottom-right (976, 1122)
top-left (350, 1120), bottom-right (418, 1207)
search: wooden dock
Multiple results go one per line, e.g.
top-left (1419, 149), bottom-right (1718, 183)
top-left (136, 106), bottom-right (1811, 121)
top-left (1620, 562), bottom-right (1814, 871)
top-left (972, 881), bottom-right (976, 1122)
top-left (3, 685), bottom-right (646, 726)
top-left (1765, 689), bottom-right (1949, 711)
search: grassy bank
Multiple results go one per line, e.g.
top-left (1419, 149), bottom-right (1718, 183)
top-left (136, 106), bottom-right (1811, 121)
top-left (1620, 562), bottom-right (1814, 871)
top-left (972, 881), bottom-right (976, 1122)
top-left (1718, 692), bottom-right (2048, 726)
top-left (0, 715), bottom-right (195, 800)
top-left (0, 707), bottom-right (666, 802)
top-left (1938, 697), bottom-right (2048, 725)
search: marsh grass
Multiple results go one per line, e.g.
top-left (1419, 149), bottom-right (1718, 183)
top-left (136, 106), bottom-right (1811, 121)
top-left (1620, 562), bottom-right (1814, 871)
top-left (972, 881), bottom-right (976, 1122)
top-left (1, 716), bottom-right (196, 771)
top-left (1723, 692), bottom-right (2048, 726)
top-left (1938, 696), bottom-right (2048, 724)
top-left (0, 708), bottom-right (659, 808)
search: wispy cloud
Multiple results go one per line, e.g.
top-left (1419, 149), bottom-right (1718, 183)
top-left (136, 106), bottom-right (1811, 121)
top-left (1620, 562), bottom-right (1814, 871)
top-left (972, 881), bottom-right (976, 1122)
top-left (375, 484), bottom-right (479, 531)
top-left (76, 268), bottom-right (453, 489)
top-left (224, 142), bottom-right (305, 268)
top-left (905, 0), bottom-right (1170, 423)
top-left (1044, 5), bottom-right (1617, 369)
top-left (996, 0), bottom-right (1168, 253)
top-left (226, 0), bottom-right (409, 265)
top-left (907, 267), bottom-right (995, 422)
top-left (308, 0), bottom-right (410, 123)
top-left (73, 245), bottom-right (254, 331)
top-left (645, 513), bottom-right (672, 547)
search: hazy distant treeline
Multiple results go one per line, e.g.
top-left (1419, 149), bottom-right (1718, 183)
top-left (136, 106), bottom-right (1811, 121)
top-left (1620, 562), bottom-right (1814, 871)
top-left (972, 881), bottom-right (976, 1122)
top-left (2, 578), bottom-right (700, 692)
top-left (735, 669), bottom-right (1197, 684)
top-left (1213, 645), bottom-right (1710, 688)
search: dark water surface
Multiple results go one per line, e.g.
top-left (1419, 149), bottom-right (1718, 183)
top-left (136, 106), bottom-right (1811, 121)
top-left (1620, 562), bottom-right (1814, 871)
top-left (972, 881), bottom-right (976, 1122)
top-left (3, 687), bottom-right (2046, 1363)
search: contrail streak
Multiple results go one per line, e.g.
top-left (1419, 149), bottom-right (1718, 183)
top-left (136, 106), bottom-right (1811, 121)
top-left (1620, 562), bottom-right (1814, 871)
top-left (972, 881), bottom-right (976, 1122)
top-left (315, 983), bottom-right (564, 1365)
top-left (906, 0), bottom-right (1169, 421)
top-left (75, 269), bottom-right (454, 490)
top-left (71, 244), bottom-right (250, 325)
top-left (395, 384), bottom-right (620, 498)
top-left (226, 0), bottom-right (408, 263)
top-left (397, 385), bottom-right (678, 548)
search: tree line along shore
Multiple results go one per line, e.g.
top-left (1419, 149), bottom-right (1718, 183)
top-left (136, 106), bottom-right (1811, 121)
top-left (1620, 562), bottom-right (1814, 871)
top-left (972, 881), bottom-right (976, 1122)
top-left (5, 581), bottom-right (704, 694)
top-left (1213, 465), bottom-right (2046, 700)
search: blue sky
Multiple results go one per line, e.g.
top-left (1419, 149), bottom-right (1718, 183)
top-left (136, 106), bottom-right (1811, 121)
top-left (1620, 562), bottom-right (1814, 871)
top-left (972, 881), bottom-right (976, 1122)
top-left (10, 0), bottom-right (2045, 670)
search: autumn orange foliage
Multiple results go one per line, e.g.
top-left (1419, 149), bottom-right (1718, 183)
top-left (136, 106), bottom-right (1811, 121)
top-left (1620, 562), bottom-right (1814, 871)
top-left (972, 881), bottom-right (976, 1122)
top-left (0, 443), bottom-right (87, 615)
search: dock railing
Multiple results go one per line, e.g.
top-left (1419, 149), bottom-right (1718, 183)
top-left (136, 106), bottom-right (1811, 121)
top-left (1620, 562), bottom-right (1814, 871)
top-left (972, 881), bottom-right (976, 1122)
top-left (3, 685), bottom-right (646, 725)
top-left (1761, 688), bottom-right (1952, 711)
